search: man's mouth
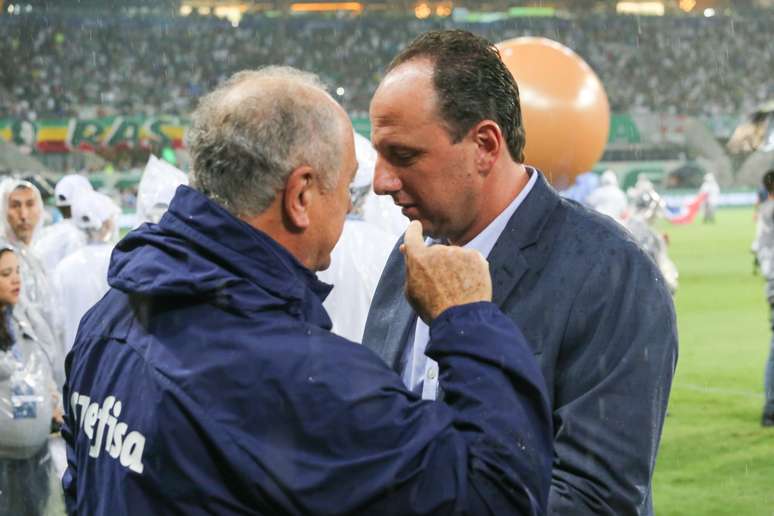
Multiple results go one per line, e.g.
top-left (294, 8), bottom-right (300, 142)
top-left (398, 204), bottom-right (419, 218)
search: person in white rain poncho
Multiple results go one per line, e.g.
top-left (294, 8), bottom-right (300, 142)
top-left (317, 133), bottom-right (397, 341)
top-left (53, 191), bottom-right (120, 352)
top-left (585, 170), bottom-right (628, 223)
top-left (33, 175), bottom-right (92, 275)
top-left (136, 154), bottom-right (188, 225)
top-left (699, 172), bottom-right (721, 223)
top-left (0, 178), bottom-right (63, 386)
top-left (625, 189), bottom-right (679, 294)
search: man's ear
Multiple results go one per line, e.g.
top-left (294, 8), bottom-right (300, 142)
top-left (471, 120), bottom-right (503, 174)
top-left (282, 165), bottom-right (316, 230)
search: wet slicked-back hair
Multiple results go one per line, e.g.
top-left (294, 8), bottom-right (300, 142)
top-left (387, 30), bottom-right (526, 162)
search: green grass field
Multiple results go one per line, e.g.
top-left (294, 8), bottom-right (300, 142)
top-left (652, 208), bottom-right (774, 515)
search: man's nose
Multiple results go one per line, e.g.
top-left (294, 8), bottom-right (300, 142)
top-left (373, 157), bottom-right (402, 195)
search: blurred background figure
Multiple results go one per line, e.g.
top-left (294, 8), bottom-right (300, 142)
top-left (751, 169), bottom-right (774, 427)
top-left (585, 169), bottom-right (628, 223)
top-left (317, 133), bottom-right (395, 342)
top-left (699, 172), bottom-right (721, 223)
top-left (53, 191), bottom-right (120, 352)
top-left (135, 155), bottom-right (189, 225)
top-left (33, 175), bottom-right (93, 275)
top-left (0, 243), bottom-right (62, 516)
top-left (625, 189), bottom-right (679, 294)
top-left (627, 173), bottom-right (657, 201)
top-left (0, 178), bottom-right (63, 384)
top-left (559, 171), bottom-right (599, 205)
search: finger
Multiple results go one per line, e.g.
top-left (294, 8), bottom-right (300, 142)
top-left (402, 220), bottom-right (426, 255)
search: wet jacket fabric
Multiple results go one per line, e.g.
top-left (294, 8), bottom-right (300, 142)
top-left (363, 171), bottom-right (678, 516)
top-left (62, 185), bottom-right (553, 515)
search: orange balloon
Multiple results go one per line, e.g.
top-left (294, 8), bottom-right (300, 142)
top-left (497, 37), bottom-right (610, 188)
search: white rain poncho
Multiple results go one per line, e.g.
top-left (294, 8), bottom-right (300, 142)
top-left (585, 170), bottom-right (628, 223)
top-left (0, 308), bottom-right (56, 459)
top-left (53, 191), bottom-right (120, 352)
top-left (0, 178), bottom-right (63, 385)
top-left (625, 190), bottom-right (679, 294)
top-left (699, 173), bottom-right (721, 207)
top-left (136, 155), bottom-right (188, 225)
top-left (318, 218), bottom-right (394, 342)
top-left (33, 174), bottom-right (94, 274)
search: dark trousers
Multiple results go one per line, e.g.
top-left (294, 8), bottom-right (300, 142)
top-left (0, 444), bottom-right (52, 516)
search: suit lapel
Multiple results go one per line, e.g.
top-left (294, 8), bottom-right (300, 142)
top-left (488, 170), bottom-right (561, 307)
top-left (363, 241), bottom-right (416, 370)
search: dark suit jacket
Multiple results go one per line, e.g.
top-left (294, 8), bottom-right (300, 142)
top-left (363, 171), bottom-right (678, 515)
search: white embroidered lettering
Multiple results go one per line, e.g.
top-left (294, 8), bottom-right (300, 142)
top-left (70, 391), bottom-right (146, 475)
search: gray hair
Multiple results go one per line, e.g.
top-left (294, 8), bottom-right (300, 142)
top-left (187, 66), bottom-right (343, 217)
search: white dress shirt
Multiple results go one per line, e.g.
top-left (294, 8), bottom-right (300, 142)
top-left (401, 168), bottom-right (538, 399)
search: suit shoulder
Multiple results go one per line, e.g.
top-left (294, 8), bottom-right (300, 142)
top-left (557, 198), bottom-right (645, 259)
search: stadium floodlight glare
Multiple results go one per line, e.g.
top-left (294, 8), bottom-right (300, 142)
top-left (703, 8), bottom-right (716, 17)
top-left (616, 2), bottom-right (665, 16)
top-left (414, 3), bottom-right (431, 19)
top-left (290, 2), bottom-right (363, 12)
top-left (435, 3), bottom-right (452, 17)
top-left (679, 0), bottom-right (696, 12)
top-left (336, 87), bottom-right (345, 97)
top-left (180, 5), bottom-right (192, 16)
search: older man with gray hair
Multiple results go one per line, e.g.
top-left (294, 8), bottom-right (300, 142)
top-left (62, 66), bottom-right (552, 515)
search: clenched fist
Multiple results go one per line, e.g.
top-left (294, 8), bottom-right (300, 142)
top-left (401, 220), bottom-right (492, 323)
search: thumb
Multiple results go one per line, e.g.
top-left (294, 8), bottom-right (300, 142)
top-left (401, 220), bottom-right (426, 257)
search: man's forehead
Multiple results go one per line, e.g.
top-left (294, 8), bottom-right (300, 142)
top-left (9, 187), bottom-right (37, 202)
top-left (371, 62), bottom-right (439, 135)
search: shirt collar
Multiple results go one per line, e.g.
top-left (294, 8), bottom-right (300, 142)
top-left (433, 167), bottom-right (537, 257)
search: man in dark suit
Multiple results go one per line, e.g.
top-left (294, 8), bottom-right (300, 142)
top-left (363, 30), bottom-right (678, 515)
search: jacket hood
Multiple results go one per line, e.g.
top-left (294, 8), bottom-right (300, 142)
top-left (109, 186), bottom-right (333, 324)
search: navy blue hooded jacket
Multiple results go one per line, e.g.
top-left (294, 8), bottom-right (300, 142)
top-left (62, 186), bottom-right (553, 515)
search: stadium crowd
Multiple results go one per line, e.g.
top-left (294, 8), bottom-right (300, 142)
top-left (1, 10), bottom-right (772, 120)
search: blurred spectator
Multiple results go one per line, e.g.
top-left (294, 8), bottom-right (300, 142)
top-left (135, 154), bottom-right (187, 225)
top-left (0, 178), bottom-right (64, 388)
top-left (33, 174), bottom-right (92, 274)
top-left (699, 172), bottom-right (721, 223)
top-left (53, 190), bottom-right (120, 352)
top-left (585, 169), bottom-right (628, 222)
top-left (0, 242), bottom-right (61, 516)
top-left (625, 188), bottom-right (679, 294)
top-left (0, 11), bottom-right (771, 120)
top-left (752, 169), bottom-right (774, 427)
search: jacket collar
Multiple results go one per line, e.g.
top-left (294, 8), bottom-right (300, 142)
top-left (118, 186), bottom-right (332, 327)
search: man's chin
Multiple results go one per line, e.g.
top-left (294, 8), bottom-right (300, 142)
top-left (315, 256), bottom-right (332, 273)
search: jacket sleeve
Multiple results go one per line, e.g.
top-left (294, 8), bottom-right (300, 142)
top-left (547, 248), bottom-right (678, 515)
top-left (223, 302), bottom-right (553, 516)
